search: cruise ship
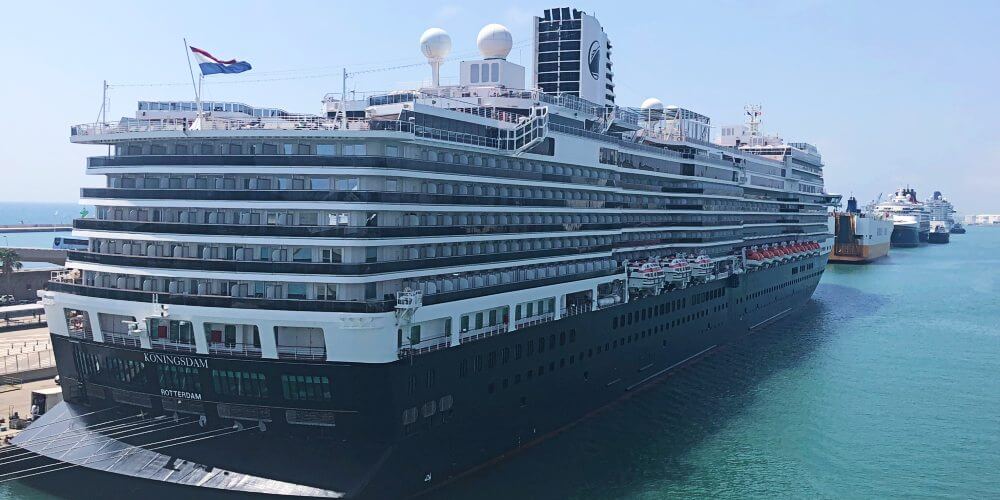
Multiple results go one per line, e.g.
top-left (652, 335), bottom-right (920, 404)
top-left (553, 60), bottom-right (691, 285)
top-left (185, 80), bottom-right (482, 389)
top-left (875, 188), bottom-right (930, 247)
top-left (925, 191), bottom-right (955, 242)
top-left (829, 197), bottom-right (892, 263)
top-left (10, 7), bottom-right (837, 498)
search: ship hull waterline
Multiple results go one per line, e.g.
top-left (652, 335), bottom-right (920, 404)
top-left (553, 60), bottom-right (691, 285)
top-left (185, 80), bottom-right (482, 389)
top-left (890, 225), bottom-right (922, 248)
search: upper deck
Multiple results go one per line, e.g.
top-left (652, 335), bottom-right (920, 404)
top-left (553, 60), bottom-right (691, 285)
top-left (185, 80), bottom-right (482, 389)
top-left (71, 87), bottom-right (814, 190)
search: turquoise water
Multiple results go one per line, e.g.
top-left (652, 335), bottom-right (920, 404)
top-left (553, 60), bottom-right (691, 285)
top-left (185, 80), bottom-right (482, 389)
top-left (1, 229), bottom-right (997, 499)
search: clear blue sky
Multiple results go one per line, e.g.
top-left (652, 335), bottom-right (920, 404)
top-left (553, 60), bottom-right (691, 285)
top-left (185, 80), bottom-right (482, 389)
top-left (2, 0), bottom-right (997, 214)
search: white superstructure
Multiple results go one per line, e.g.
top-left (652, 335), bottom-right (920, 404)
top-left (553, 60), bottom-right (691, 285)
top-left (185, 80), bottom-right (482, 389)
top-left (875, 188), bottom-right (930, 235)
top-left (46, 11), bottom-right (836, 368)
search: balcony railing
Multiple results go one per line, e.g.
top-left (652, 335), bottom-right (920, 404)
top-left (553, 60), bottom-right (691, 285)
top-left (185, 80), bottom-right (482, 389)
top-left (104, 332), bottom-right (141, 347)
top-left (80, 187), bottom-right (627, 210)
top-left (561, 304), bottom-right (593, 318)
top-left (515, 312), bottom-right (556, 329)
top-left (47, 281), bottom-right (396, 313)
top-left (46, 267), bottom-right (622, 313)
top-left (71, 116), bottom-right (377, 136)
top-left (67, 327), bottom-right (94, 341)
top-left (459, 323), bottom-right (509, 344)
top-left (74, 218), bottom-right (623, 238)
top-left (150, 338), bottom-right (197, 353)
top-left (398, 334), bottom-right (451, 358)
top-left (276, 345), bottom-right (326, 361)
top-left (66, 245), bottom-right (612, 276)
top-left (86, 154), bottom-right (617, 189)
top-left (208, 342), bottom-right (263, 358)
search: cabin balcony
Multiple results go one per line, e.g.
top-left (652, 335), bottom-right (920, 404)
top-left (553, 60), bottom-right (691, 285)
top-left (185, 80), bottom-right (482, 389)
top-left (275, 326), bottom-right (326, 360)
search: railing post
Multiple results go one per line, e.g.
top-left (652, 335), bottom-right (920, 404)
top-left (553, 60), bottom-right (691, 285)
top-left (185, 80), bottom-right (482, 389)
top-left (449, 315), bottom-right (461, 347)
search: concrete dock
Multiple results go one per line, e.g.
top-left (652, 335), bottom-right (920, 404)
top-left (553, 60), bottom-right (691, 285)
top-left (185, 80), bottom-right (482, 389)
top-left (0, 326), bottom-right (59, 444)
top-left (0, 326), bottom-right (56, 379)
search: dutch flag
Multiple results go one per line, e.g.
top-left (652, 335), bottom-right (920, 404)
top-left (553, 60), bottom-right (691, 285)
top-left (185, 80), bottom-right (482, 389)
top-left (190, 46), bottom-right (252, 75)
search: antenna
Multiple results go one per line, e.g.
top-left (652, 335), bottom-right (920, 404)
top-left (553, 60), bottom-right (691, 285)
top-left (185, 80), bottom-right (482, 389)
top-left (95, 80), bottom-right (109, 124)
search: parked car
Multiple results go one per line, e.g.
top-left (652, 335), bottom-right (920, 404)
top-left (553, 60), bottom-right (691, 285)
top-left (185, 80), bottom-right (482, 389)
top-left (0, 295), bottom-right (15, 306)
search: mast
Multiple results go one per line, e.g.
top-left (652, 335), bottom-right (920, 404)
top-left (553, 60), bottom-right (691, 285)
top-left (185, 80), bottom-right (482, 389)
top-left (745, 104), bottom-right (762, 139)
top-left (341, 67), bottom-right (348, 129)
top-left (183, 38), bottom-right (203, 122)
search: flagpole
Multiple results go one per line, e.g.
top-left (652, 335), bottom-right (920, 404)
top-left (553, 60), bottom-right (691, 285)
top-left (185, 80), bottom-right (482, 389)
top-left (183, 38), bottom-right (202, 120)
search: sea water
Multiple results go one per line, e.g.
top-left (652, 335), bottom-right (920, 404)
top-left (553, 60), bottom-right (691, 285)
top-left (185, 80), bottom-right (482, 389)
top-left (1, 229), bottom-right (997, 499)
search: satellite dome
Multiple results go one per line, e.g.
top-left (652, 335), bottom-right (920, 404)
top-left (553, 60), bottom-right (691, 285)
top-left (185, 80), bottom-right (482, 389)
top-left (640, 98), bottom-right (664, 110)
top-left (420, 28), bottom-right (452, 60)
top-left (477, 24), bottom-right (513, 59)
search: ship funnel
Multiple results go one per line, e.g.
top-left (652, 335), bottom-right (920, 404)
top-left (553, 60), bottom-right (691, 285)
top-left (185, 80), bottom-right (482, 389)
top-left (846, 196), bottom-right (859, 214)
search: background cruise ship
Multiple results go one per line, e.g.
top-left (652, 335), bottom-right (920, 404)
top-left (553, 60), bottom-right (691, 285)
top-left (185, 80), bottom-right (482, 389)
top-left (925, 191), bottom-right (956, 242)
top-left (875, 187), bottom-right (930, 247)
top-left (10, 7), bottom-right (837, 498)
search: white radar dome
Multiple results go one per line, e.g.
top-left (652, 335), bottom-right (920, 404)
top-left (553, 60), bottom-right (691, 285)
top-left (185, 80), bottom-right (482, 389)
top-left (640, 98), bottom-right (664, 110)
top-left (420, 28), bottom-right (452, 60)
top-left (477, 23), bottom-right (513, 59)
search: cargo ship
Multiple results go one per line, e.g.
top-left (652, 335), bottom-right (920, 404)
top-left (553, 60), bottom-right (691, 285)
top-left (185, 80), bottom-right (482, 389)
top-left (829, 197), bottom-right (892, 263)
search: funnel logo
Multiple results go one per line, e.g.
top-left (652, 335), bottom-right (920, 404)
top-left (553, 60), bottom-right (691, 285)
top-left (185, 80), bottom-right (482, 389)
top-left (588, 40), bottom-right (601, 80)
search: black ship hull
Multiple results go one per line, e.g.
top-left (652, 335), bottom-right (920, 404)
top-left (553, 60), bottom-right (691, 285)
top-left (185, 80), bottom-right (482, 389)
top-left (890, 225), bottom-right (922, 248)
top-left (8, 254), bottom-right (827, 499)
top-left (928, 232), bottom-right (950, 244)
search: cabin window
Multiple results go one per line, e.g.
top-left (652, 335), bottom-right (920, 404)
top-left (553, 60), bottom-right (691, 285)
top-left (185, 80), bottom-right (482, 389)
top-left (281, 375), bottom-right (332, 402)
top-left (212, 370), bottom-right (268, 399)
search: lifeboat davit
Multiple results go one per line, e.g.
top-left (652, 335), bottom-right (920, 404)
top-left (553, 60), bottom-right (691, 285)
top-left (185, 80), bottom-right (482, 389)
top-left (764, 246), bottom-right (778, 264)
top-left (664, 257), bottom-right (692, 288)
top-left (689, 253), bottom-right (713, 281)
top-left (776, 245), bottom-right (790, 261)
top-left (627, 260), bottom-right (665, 292)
